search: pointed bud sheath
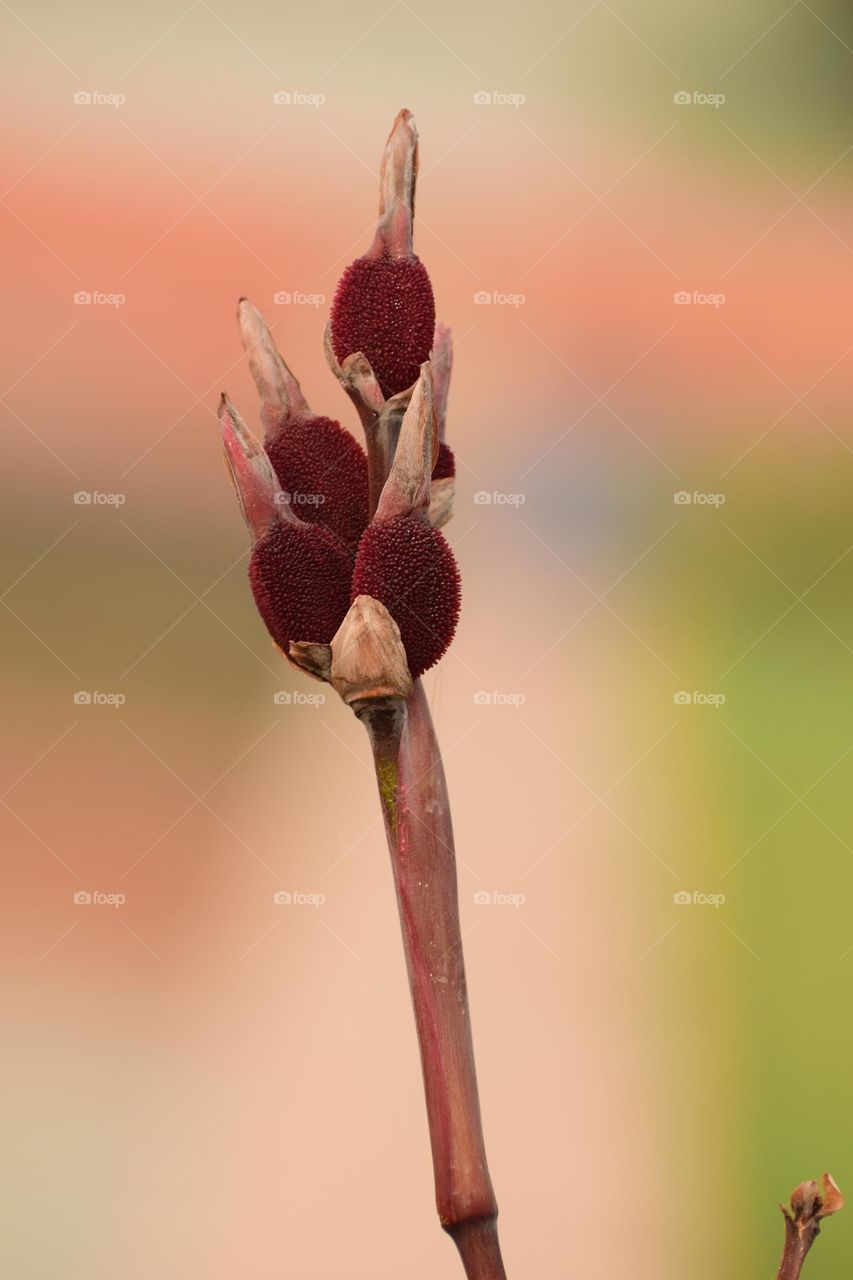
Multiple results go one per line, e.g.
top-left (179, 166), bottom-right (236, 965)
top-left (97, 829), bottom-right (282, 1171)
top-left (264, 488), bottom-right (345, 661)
top-left (239, 298), bottom-right (369, 552)
top-left (219, 393), bottom-right (282, 543)
top-left (352, 365), bottom-right (461, 679)
top-left (218, 394), bottom-right (352, 652)
top-left (375, 363), bottom-right (435, 523)
top-left (329, 595), bottom-right (413, 710)
top-left (238, 295), bottom-right (312, 434)
top-left (330, 109), bottom-right (436, 401)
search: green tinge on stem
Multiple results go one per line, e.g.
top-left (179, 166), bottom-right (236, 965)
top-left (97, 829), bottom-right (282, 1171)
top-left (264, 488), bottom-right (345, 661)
top-left (359, 681), bottom-right (506, 1280)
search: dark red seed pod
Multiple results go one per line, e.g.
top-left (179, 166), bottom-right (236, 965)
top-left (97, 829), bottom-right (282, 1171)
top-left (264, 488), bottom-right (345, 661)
top-left (432, 441), bottom-right (455, 480)
top-left (330, 254), bottom-right (435, 401)
top-left (249, 521), bottom-right (353, 652)
top-left (351, 514), bottom-right (460, 678)
top-left (265, 415), bottom-right (369, 552)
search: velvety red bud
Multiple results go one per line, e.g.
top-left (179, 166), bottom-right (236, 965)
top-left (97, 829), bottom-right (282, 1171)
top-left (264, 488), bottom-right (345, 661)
top-left (330, 109), bottom-right (435, 400)
top-left (218, 392), bottom-right (353, 651)
top-left (331, 256), bottom-right (435, 401)
top-left (432, 442), bottom-right (455, 480)
top-left (351, 514), bottom-right (460, 678)
top-left (238, 298), bottom-right (369, 551)
top-left (265, 415), bottom-right (369, 553)
top-left (250, 521), bottom-right (353, 653)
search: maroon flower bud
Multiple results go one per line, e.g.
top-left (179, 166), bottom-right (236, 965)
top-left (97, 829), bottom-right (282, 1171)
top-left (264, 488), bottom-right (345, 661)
top-left (239, 299), bottom-right (368, 551)
top-left (218, 395), bottom-right (352, 652)
top-left (352, 515), bottom-right (460, 678)
top-left (330, 109), bottom-right (435, 400)
top-left (352, 366), bottom-right (460, 678)
top-left (250, 520), bottom-right (353, 653)
top-left (219, 121), bottom-right (458, 679)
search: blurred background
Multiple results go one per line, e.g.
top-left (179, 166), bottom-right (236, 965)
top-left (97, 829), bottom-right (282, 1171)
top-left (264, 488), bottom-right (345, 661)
top-left (2, 0), bottom-right (853, 1276)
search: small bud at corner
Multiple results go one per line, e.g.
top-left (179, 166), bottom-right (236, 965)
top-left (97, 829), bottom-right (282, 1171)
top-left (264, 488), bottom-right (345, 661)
top-left (330, 595), bottom-right (413, 710)
top-left (786, 1173), bottom-right (844, 1223)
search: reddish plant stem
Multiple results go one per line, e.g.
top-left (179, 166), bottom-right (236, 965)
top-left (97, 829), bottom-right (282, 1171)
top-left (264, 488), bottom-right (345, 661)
top-left (359, 681), bottom-right (506, 1279)
top-left (777, 1218), bottom-right (818, 1280)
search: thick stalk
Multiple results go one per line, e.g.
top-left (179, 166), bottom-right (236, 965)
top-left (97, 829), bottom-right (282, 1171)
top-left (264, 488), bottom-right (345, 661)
top-left (359, 681), bottom-right (506, 1279)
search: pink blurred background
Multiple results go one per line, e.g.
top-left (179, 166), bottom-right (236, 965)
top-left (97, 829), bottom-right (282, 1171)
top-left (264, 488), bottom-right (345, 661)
top-left (4, 1), bottom-right (853, 1276)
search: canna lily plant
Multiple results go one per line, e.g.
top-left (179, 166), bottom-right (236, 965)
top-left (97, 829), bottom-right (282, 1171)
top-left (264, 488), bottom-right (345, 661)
top-left (215, 109), bottom-right (844, 1280)
top-left (217, 109), bottom-right (506, 1280)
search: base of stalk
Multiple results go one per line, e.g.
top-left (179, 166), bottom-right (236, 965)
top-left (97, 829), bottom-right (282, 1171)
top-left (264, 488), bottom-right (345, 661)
top-left (448, 1215), bottom-right (507, 1280)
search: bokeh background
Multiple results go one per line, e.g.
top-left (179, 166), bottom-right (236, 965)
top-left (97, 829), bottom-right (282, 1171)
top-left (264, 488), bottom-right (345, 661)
top-left (3, 1), bottom-right (853, 1276)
